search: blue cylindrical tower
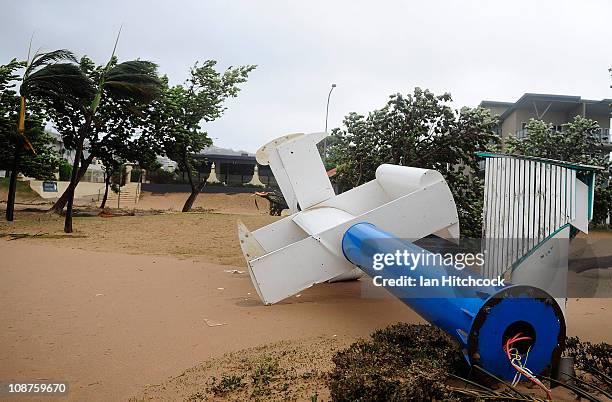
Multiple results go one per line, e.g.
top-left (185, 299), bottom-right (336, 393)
top-left (342, 222), bottom-right (565, 380)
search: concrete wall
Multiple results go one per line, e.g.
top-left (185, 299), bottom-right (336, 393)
top-left (28, 180), bottom-right (106, 199)
top-left (501, 111), bottom-right (518, 139)
top-left (141, 183), bottom-right (261, 194)
top-left (208, 172), bottom-right (277, 186)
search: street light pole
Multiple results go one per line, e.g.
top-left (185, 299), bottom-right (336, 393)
top-left (323, 83), bottom-right (336, 165)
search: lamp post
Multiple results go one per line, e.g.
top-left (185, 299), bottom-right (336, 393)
top-left (323, 83), bottom-right (336, 164)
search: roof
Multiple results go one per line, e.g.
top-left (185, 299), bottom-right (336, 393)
top-left (198, 145), bottom-right (254, 157)
top-left (480, 93), bottom-right (612, 120)
top-left (479, 100), bottom-right (514, 108)
top-left (475, 151), bottom-right (604, 172)
top-left (195, 145), bottom-right (256, 162)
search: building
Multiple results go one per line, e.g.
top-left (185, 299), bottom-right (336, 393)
top-left (480, 93), bottom-right (611, 146)
top-left (156, 155), bottom-right (178, 172)
top-left (191, 145), bottom-right (276, 186)
top-left (47, 130), bottom-right (76, 163)
top-left (42, 130), bottom-right (105, 182)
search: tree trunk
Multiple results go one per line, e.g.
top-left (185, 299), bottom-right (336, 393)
top-left (182, 181), bottom-right (206, 212)
top-left (100, 174), bottom-right (110, 209)
top-left (64, 139), bottom-right (84, 233)
top-left (5, 147), bottom-right (21, 221)
top-left (49, 154), bottom-right (93, 214)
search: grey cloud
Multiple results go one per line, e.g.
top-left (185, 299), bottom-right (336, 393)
top-left (2, 0), bottom-right (611, 152)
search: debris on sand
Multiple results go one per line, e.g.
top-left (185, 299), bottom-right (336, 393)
top-left (2, 232), bottom-right (47, 240)
top-left (1, 232), bottom-right (86, 240)
top-left (204, 319), bottom-right (227, 327)
top-left (99, 209), bottom-right (135, 218)
top-left (223, 269), bottom-right (245, 274)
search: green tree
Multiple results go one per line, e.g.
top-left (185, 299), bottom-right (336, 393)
top-left (0, 61), bottom-right (60, 185)
top-left (146, 61), bottom-right (255, 212)
top-left (45, 51), bottom-right (161, 232)
top-left (1, 51), bottom-right (91, 221)
top-left (58, 159), bottom-right (72, 181)
top-left (94, 127), bottom-right (159, 209)
top-left (0, 126), bottom-right (60, 181)
top-left (328, 88), bottom-right (499, 238)
top-left (507, 116), bottom-right (612, 225)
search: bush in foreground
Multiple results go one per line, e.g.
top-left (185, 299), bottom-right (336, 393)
top-left (329, 323), bottom-right (612, 402)
top-left (328, 323), bottom-right (466, 401)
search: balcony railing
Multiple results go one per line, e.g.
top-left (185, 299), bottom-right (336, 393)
top-left (515, 127), bottom-right (611, 145)
top-left (591, 127), bottom-right (611, 144)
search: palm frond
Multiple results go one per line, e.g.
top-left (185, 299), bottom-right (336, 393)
top-left (21, 63), bottom-right (95, 105)
top-left (26, 49), bottom-right (78, 76)
top-left (107, 60), bottom-right (158, 77)
top-left (103, 60), bottom-right (161, 103)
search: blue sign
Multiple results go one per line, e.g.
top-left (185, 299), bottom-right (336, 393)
top-left (42, 181), bottom-right (58, 192)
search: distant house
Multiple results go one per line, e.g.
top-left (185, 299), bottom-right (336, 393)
top-left (47, 130), bottom-right (76, 163)
top-left (47, 130), bottom-right (104, 182)
top-left (156, 155), bottom-right (178, 172)
top-left (480, 93), bottom-right (611, 147)
top-left (190, 145), bottom-right (276, 186)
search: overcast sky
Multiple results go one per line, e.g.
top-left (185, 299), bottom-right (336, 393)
top-left (3, 0), bottom-right (612, 152)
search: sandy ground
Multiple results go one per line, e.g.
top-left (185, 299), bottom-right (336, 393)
top-left (136, 192), bottom-right (270, 215)
top-left (1, 189), bottom-right (270, 216)
top-left (0, 193), bottom-right (611, 401)
top-left (0, 242), bottom-right (416, 401)
top-left (1, 192), bottom-right (276, 266)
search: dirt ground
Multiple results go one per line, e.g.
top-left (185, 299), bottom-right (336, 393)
top-left (1, 192), bottom-right (275, 266)
top-left (0, 240), bottom-right (419, 402)
top-left (136, 191), bottom-right (271, 215)
top-left (1, 192), bottom-right (611, 401)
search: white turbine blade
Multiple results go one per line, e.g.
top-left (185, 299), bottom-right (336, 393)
top-left (276, 132), bottom-right (335, 210)
top-left (248, 236), bottom-right (353, 304)
top-left (255, 132), bottom-right (334, 212)
top-left (256, 133), bottom-right (303, 212)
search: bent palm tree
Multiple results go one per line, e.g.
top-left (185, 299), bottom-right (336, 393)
top-left (5, 49), bottom-right (92, 221)
top-left (61, 53), bottom-right (161, 232)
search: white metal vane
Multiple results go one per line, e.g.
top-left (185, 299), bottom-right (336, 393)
top-left (238, 132), bottom-right (460, 304)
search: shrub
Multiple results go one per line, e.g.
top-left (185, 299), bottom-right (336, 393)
top-left (148, 168), bottom-right (176, 184)
top-left (565, 336), bottom-right (611, 378)
top-left (327, 323), bottom-right (467, 401)
top-left (207, 374), bottom-right (245, 396)
top-left (58, 159), bottom-right (72, 181)
top-left (130, 167), bottom-right (142, 183)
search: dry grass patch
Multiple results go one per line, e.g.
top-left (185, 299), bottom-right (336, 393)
top-left (0, 210), bottom-right (279, 266)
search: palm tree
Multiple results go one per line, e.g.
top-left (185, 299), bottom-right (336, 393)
top-left (6, 49), bottom-right (93, 221)
top-left (60, 45), bottom-right (161, 232)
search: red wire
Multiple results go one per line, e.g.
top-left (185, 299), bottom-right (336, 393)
top-left (504, 332), bottom-right (553, 400)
